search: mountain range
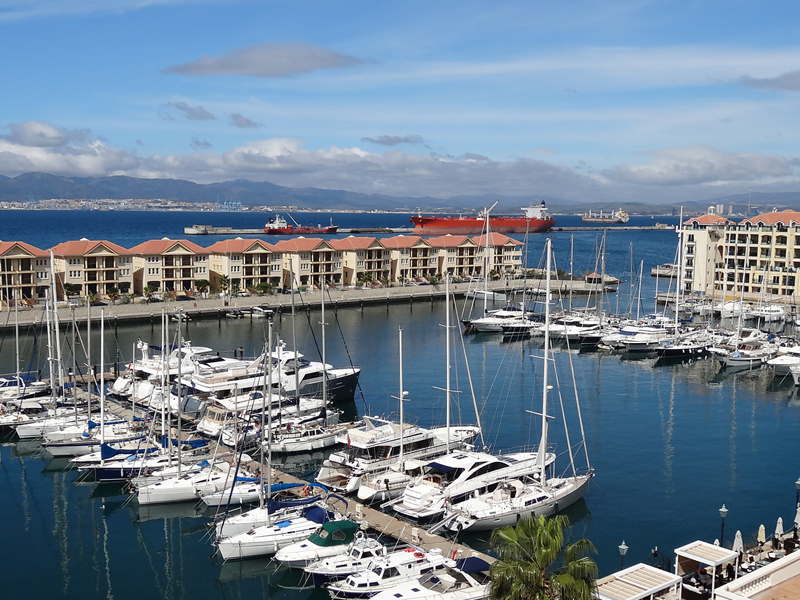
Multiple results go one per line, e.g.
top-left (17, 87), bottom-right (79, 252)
top-left (2, 172), bottom-right (800, 214)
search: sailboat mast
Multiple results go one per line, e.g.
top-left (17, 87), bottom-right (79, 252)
top-left (177, 309), bottom-right (183, 476)
top-left (86, 300), bottom-right (91, 420)
top-left (675, 208), bottom-right (684, 328)
top-left (321, 280), bottom-right (327, 412)
top-left (446, 274), bottom-right (451, 453)
top-left (49, 250), bottom-right (65, 395)
top-left (290, 262), bottom-right (300, 407)
top-left (537, 238), bottom-right (552, 482)
top-left (100, 310), bottom-right (105, 454)
top-left (266, 319), bottom-right (273, 522)
top-left (399, 328), bottom-right (404, 467)
top-left (14, 290), bottom-right (19, 386)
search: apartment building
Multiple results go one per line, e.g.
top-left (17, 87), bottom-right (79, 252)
top-left (426, 235), bottom-right (479, 278)
top-left (271, 238), bottom-right (343, 288)
top-left (680, 209), bottom-right (800, 301)
top-left (381, 235), bottom-right (438, 282)
top-left (206, 238), bottom-right (282, 292)
top-left (128, 239), bottom-right (209, 295)
top-left (0, 241), bottom-right (50, 307)
top-left (472, 233), bottom-right (524, 276)
top-left (50, 239), bottom-right (134, 299)
top-left (329, 236), bottom-right (390, 285)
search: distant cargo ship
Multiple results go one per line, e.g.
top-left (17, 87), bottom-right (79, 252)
top-left (410, 202), bottom-right (555, 235)
top-left (263, 214), bottom-right (339, 235)
top-left (581, 209), bottom-right (630, 224)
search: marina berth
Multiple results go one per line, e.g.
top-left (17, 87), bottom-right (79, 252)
top-left (392, 449), bottom-right (554, 521)
top-left (274, 520), bottom-right (362, 568)
top-left (315, 416), bottom-right (480, 494)
top-left (326, 546), bottom-right (451, 600)
top-left (304, 535), bottom-right (388, 586)
top-left (367, 558), bottom-right (492, 600)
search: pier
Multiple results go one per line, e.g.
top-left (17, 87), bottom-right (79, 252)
top-left (184, 224), bottom-right (414, 235)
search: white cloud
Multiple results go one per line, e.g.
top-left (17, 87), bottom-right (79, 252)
top-left (163, 43), bottom-right (363, 78)
top-left (164, 101), bottom-right (216, 120)
top-left (1, 121), bottom-right (92, 147)
top-left (1, 127), bottom-right (799, 203)
top-left (0, 0), bottom-right (202, 22)
top-left (601, 146), bottom-right (795, 186)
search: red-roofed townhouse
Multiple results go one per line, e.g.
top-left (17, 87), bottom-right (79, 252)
top-left (50, 238), bottom-right (134, 300)
top-left (272, 237), bottom-right (343, 288)
top-left (470, 233), bottom-right (523, 277)
top-left (329, 236), bottom-right (389, 286)
top-left (0, 241), bottom-right (50, 307)
top-left (128, 238), bottom-right (209, 295)
top-left (381, 235), bottom-right (436, 282)
top-left (426, 235), bottom-right (479, 279)
top-left (206, 238), bottom-right (281, 293)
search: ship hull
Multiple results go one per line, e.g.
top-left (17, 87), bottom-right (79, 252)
top-left (410, 216), bottom-right (555, 234)
top-left (580, 217), bottom-right (628, 224)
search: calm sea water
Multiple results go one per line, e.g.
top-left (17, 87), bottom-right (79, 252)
top-left (3, 210), bottom-right (798, 599)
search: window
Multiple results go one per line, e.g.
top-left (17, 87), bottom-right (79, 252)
top-left (69, 270), bottom-right (81, 278)
top-left (301, 263), bottom-right (309, 271)
top-left (68, 258), bottom-right (81, 265)
top-left (232, 255), bottom-right (241, 261)
top-left (195, 266), bottom-right (205, 274)
top-left (357, 260), bottom-right (364, 268)
top-left (194, 255), bottom-right (206, 262)
top-left (231, 265), bottom-right (240, 273)
top-left (300, 253), bottom-right (311, 260)
top-left (147, 256), bottom-right (159, 263)
top-left (147, 267), bottom-right (159, 275)
top-left (119, 268), bottom-right (130, 276)
top-left (271, 264), bottom-right (281, 271)
top-left (334, 261), bottom-right (342, 268)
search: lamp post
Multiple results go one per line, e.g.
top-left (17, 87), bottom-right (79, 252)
top-left (794, 478), bottom-right (800, 540)
top-left (719, 504), bottom-right (729, 547)
top-left (619, 540), bottom-right (629, 569)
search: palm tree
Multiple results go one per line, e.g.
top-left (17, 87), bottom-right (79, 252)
top-left (489, 514), bottom-right (598, 600)
top-left (194, 278), bottom-right (210, 297)
top-left (217, 275), bottom-right (229, 296)
top-left (143, 285), bottom-right (155, 303)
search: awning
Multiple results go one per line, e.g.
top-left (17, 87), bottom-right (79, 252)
top-left (597, 563), bottom-right (682, 600)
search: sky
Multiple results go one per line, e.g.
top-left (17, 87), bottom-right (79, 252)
top-left (2, 0), bottom-right (800, 204)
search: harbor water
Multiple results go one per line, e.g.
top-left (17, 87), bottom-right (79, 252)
top-left (2, 210), bottom-right (799, 599)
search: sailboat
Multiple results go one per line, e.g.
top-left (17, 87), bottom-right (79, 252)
top-left (437, 238), bottom-right (593, 532)
top-left (391, 276), bottom-right (553, 522)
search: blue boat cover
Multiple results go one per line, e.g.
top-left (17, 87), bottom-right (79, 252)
top-left (304, 506), bottom-right (331, 524)
top-left (100, 443), bottom-right (158, 460)
top-left (455, 557), bottom-right (491, 573)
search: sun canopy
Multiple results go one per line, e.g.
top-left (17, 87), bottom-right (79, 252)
top-left (597, 563), bottom-right (682, 600)
top-left (674, 540), bottom-right (738, 574)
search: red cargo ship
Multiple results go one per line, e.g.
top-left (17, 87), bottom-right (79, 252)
top-left (410, 202), bottom-right (555, 235)
top-left (263, 214), bottom-right (339, 235)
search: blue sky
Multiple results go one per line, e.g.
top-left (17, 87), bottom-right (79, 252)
top-left (2, 0), bottom-right (800, 204)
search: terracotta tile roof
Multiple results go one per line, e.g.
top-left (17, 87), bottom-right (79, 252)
top-left (205, 238), bottom-right (277, 253)
top-left (0, 241), bottom-right (48, 258)
top-left (425, 234), bottom-right (475, 248)
top-left (329, 236), bottom-right (381, 251)
top-left (271, 237), bottom-right (331, 252)
top-left (741, 209), bottom-right (800, 227)
top-left (128, 238), bottom-right (209, 255)
top-left (471, 233), bottom-right (522, 246)
top-left (684, 214), bottom-right (736, 226)
top-left (381, 235), bottom-right (429, 249)
top-left (50, 239), bottom-right (132, 256)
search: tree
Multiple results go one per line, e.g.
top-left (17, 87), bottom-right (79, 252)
top-left (255, 281), bottom-right (274, 295)
top-left (356, 272), bottom-right (373, 288)
top-left (195, 279), bottom-right (210, 296)
top-left (143, 285), bottom-right (155, 303)
top-left (489, 514), bottom-right (598, 600)
top-left (217, 275), bottom-right (230, 296)
top-left (107, 286), bottom-right (119, 305)
top-left (63, 283), bottom-right (80, 298)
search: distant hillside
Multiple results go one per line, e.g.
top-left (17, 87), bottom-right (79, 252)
top-left (2, 172), bottom-right (800, 215)
top-left (0, 173), bottom-right (574, 213)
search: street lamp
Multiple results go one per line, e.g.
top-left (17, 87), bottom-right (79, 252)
top-left (619, 540), bottom-right (629, 568)
top-left (719, 504), bottom-right (729, 547)
top-left (794, 478), bottom-right (800, 539)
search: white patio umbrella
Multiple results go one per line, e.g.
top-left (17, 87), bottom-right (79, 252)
top-left (795, 504), bottom-right (800, 531)
top-left (714, 539), bottom-right (720, 546)
top-left (732, 530), bottom-right (744, 554)
top-left (758, 524), bottom-right (766, 544)
top-left (776, 517), bottom-right (784, 538)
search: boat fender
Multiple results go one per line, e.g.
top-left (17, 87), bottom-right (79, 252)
top-left (302, 485), bottom-right (311, 496)
top-left (405, 548), bottom-right (416, 553)
top-left (414, 552), bottom-right (425, 558)
top-left (451, 548), bottom-right (459, 560)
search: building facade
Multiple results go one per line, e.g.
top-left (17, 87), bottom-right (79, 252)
top-left (128, 239), bottom-right (209, 295)
top-left (0, 242), bottom-right (50, 307)
top-left (680, 209), bottom-right (800, 302)
top-left (50, 239), bottom-right (134, 300)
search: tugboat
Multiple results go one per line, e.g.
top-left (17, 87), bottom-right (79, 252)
top-left (264, 214), bottom-right (339, 235)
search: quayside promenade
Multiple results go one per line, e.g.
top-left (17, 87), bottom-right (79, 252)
top-left (0, 277), bottom-right (615, 330)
